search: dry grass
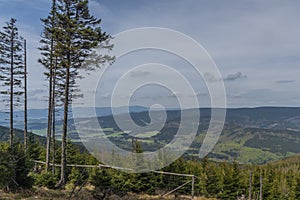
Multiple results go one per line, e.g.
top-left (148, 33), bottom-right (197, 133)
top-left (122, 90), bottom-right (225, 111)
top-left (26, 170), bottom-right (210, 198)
top-left (0, 188), bottom-right (216, 200)
top-left (123, 193), bottom-right (216, 200)
top-left (123, 194), bottom-right (217, 200)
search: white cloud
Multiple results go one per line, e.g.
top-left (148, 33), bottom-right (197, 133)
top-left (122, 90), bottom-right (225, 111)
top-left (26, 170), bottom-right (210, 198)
top-left (1, 0), bottom-right (299, 108)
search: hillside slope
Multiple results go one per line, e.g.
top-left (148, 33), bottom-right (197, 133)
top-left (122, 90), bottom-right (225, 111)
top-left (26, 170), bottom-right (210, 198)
top-left (4, 107), bottom-right (300, 164)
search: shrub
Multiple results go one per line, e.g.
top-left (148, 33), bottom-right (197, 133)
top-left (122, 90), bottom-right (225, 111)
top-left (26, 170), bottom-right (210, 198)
top-left (33, 172), bottom-right (58, 189)
top-left (0, 142), bottom-right (34, 191)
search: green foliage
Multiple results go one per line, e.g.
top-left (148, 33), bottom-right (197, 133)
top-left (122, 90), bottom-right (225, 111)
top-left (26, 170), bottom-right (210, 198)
top-left (33, 171), bottom-right (58, 189)
top-left (205, 163), bottom-right (223, 197)
top-left (27, 133), bottom-right (46, 161)
top-left (68, 167), bottom-right (89, 186)
top-left (0, 143), bottom-right (14, 189)
top-left (0, 142), bottom-right (33, 191)
top-left (295, 176), bottom-right (300, 199)
top-left (90, 168), bottom-right (158, 196)
top-left (90, 168), bottom-right (113, 190)
top-left (3, 137), bottom-right (300, 199)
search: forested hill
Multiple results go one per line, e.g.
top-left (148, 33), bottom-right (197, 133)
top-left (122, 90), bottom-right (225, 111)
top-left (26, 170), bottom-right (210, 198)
top-left (2, 106), bottom-right (300, 130)
top-left (1, 107), bottom-right (300, 164)
top-left (0, 126), bottom-right (46, 144)
top-left (1, 110), bottom-right (300, 199)
top-left (68, 106), bottom-right (300, 164)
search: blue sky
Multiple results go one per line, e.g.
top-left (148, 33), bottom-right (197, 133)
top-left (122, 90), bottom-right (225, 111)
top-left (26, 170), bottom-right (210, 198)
top-left (0, 0), bottom-right (299, 109)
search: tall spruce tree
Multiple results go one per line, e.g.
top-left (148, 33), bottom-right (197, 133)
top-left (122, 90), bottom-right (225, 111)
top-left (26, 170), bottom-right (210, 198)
top-left (40, 0), bottom-right (113, 186)
top-left (57, 0), bottom-right (113, 187)
top-left (39, 0), bottom-right (58, 172)
top-left (0, 18), bottom-right (24, 146)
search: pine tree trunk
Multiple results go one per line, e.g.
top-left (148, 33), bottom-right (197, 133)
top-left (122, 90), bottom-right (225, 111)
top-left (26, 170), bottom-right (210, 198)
top-left (52, 60), bottom-right (57, 175)
top-left (10, 30), bottom-right (14, 146)
top-left (24, 40), bottom-right (28, 149)
top-left (46, 38), bottom-right (54, 172)
top-left (45, 63), bottom-right (53, 171)
top-left (52, 103), bottom-right (56, 175)
top-left (58, 57), bottom-right (70, 187)
top-left (58, 0), bottom-right (71, 187)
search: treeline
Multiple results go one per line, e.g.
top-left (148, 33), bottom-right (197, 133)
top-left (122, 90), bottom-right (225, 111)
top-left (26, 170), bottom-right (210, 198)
top-left (1, 138), bottom-right (300, 199)
top-left (43, 154), bottom-right (300, 200)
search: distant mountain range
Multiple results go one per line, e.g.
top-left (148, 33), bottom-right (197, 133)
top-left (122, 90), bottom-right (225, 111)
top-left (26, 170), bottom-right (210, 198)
top-left (2, 106), bottom-right (300, 129)
top-left (0, 106), bottom-right (150, 129)
top-left (0, 125), bottom-right (46, 145)
top-left (1, 106), bottom-right (300, 164)
top-left (1, 105), bottom-right (149, 119)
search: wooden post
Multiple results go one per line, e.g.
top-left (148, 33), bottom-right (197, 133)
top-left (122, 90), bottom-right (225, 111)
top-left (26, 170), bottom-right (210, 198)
top-left (249, 170), bottom-right (252, 200)
top-left (192, 175), bottom-right (195, 199)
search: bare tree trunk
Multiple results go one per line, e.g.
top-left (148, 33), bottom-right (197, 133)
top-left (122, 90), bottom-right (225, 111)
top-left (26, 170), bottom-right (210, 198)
top-left (45, 67), bottom-right (53, 171)
top-left (52, 59), bottom-right (57, 175)
top-left (10, 31), bottom-right (14, 147)
top-left (52, 103), bottom-right (56, 175)
top-left (57, 0), bottom-right (72, 187)
top-left (46, 38), bottom-right (54, 172)
top-left (58, 59), bottom-right (70, 187)
top-left (24, 39), bottom-right (28, 149)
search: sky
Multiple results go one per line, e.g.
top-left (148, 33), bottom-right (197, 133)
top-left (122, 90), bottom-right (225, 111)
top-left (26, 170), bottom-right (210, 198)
top-left (0, 0), bottom-right (299, 109)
